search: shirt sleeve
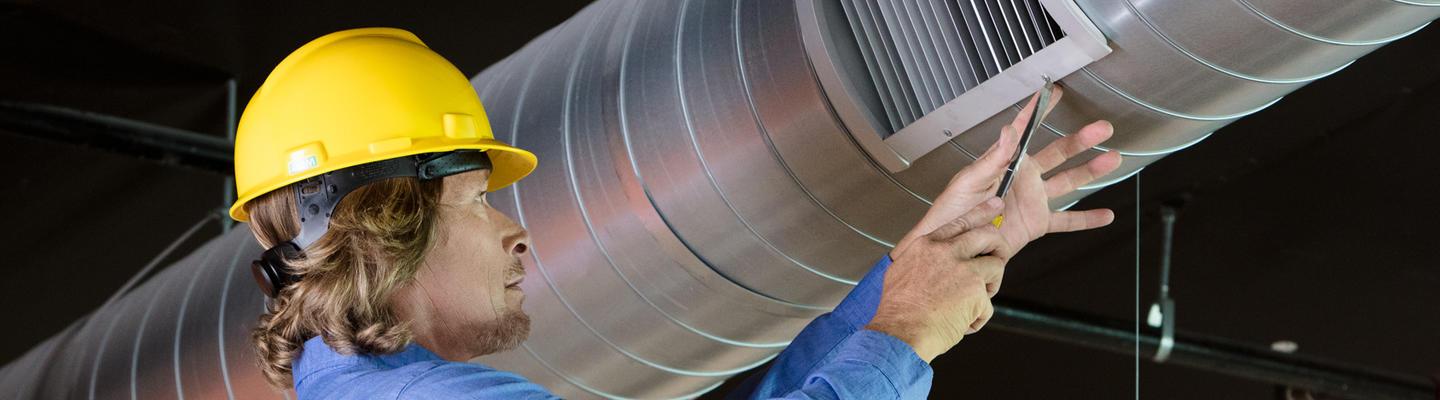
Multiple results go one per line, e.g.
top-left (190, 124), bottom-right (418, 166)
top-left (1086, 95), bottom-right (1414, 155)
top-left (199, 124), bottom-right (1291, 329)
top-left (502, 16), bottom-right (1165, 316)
top-left (727, 255), bottom-right (933, 400)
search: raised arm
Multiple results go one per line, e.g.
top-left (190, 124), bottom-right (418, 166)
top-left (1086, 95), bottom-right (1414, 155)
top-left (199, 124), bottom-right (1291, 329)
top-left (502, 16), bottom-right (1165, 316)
top-left (729, 85), bottom-right (1121, 400)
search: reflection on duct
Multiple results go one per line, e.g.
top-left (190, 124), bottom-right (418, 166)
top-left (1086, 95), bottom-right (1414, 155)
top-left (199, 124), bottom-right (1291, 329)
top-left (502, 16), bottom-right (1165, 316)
top-left (0, 0), bottom-right (1436, 399)
top-left (0, 228), bottom-right (283, 400)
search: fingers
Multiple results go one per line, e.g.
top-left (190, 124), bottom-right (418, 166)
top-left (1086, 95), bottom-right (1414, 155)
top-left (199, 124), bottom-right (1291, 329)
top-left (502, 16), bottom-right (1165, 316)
top-left (967, 298), bottom-right (995, 335)
top-left (1008, 84), bottom-right (1064, 134)
top-left (926, 197), bottom-right (1003, 240)
top-left (951, 224), bottom-right (1008, 260)
top-left (1048, 208), bottom-right (1116, 233)
top-left (954, 126), bottom-right (1018, 188)
top-left (968, 255), bottom-right (1006, 297)
top-left (1032, 120), bottom-right (1114, 173)
top-left (1043, 150), bottom-right (1122, 198)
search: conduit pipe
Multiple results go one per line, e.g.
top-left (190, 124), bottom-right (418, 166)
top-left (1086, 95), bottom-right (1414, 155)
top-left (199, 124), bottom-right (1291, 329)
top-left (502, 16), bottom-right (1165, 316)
top-left (0, 0), bottom-right (1436, 398)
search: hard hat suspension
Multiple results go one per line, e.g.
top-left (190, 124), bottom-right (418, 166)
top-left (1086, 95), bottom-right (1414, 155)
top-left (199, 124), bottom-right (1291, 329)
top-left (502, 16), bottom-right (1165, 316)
top-left (250, 150), bottom-right (492, 298)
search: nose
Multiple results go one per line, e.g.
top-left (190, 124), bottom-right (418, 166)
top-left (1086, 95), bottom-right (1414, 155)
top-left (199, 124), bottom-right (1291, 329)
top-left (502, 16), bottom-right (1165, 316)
top-left (490, 205), bottom-right (531, 257)
top-left (503, 228), bottom-right (531, 257)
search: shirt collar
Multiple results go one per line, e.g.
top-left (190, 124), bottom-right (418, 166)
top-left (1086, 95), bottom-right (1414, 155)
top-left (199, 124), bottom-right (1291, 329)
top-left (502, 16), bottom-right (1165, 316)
top-left (292, 336), bottom-right (443, 385)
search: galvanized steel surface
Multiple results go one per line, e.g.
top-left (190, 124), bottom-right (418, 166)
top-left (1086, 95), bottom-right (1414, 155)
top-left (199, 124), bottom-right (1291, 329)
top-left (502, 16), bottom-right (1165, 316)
top-left (0, 227), bottom-right (284, 400)
top-left (0, 0), bottom-right (1436, 399)
top-left (471, 0), bottom-right (1440, 397)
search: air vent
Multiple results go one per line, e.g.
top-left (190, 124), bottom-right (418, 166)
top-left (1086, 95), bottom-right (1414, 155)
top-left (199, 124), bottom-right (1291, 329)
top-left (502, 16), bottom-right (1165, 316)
top-left (840, 0), bottom-right (1067, 133)
top-left (799, 0), bottom-right (1110, 172)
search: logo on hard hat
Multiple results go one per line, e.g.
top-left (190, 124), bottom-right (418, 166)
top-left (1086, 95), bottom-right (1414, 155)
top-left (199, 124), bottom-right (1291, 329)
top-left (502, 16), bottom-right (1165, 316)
top-left (288, 153), bottom-right (319, 175)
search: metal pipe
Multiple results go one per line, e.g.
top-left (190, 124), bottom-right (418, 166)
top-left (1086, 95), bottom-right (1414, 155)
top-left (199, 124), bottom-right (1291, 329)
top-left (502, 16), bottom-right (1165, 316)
top-left (0, 0), bottom-right (1436, 398)
top-left (0, 225), bottom-right (1426, 399)
top-left (223, 79), bottom-right (239, 233)
top-left (0, 100), bottom-right (232, 174)
top-left (991, 298), bottom-right (1436, 400)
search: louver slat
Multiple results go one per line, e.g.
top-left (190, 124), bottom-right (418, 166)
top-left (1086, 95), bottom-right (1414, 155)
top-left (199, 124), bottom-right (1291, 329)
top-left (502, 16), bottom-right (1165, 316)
top-left (846, 0), bottom-right (924, 130)
top-left (977, 0), bottom-right (1021, 67)
top-left (926, 0), bottom-right (983, 90)
top-left (879, 0), bottom-right (943, 114)
top-left (837, 0), bottom-right (1069, 134)
top-left (838, 0), bottom-right (905, 130)
top-left (904, 0), bottom-right (961, 100)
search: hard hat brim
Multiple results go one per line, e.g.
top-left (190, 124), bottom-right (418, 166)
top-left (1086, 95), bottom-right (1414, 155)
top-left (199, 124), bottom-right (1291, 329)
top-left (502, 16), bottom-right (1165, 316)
top-left (228, 139), bottom-right (537, 222)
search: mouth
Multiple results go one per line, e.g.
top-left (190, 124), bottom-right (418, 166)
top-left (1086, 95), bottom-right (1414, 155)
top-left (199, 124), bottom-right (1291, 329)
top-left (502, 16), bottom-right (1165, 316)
top-left (504, 259), bottom-right (526, 289)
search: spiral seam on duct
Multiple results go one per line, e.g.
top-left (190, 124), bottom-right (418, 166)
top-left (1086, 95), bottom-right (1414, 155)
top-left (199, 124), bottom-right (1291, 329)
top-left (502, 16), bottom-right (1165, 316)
top-left (0, 0), bottom-right (1437, 399)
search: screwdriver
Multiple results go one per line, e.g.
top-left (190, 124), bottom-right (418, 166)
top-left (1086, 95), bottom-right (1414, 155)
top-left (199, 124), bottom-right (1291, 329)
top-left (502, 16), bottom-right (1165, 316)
top-left (993, 78), bottom-right (1054, 228)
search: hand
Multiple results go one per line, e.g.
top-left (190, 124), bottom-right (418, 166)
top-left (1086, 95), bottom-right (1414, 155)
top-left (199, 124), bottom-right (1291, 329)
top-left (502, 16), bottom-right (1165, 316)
top-left (866, 199), bottom-right (1009, 362)
top-left (993, 85), bottom-right (1122, 253)
top-left (892, 85), bottom-right (1122, 262)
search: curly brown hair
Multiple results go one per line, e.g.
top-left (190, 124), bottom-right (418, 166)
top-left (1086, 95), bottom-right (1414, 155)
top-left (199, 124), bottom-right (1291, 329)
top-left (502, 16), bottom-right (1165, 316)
top-left (244, 177), bottom-right (444, 388)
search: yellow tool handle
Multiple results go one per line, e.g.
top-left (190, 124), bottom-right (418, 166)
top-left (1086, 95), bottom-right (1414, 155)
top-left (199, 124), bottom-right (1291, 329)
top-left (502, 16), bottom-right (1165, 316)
top-left (992, 215), bottom-right (1004, 228)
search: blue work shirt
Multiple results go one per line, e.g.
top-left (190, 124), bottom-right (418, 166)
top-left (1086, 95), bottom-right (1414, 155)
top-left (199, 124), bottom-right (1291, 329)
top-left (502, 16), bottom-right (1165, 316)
top-left (292, 255), bottom-right (932, 399)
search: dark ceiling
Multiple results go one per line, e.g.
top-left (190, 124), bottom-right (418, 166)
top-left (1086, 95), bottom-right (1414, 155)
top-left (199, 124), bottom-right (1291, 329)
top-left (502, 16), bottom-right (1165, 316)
top-left (2, 1), bottom-right (1437, 399)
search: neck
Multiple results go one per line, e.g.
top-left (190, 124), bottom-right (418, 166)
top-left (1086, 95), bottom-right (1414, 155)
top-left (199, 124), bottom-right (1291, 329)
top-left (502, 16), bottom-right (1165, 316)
top-left (391, 285), bottom-right (474, 361)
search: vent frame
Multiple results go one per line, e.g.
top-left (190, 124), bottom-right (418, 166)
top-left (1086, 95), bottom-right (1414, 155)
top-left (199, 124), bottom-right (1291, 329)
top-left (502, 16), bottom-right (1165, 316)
top-left (798, 0), bottom-right (1111, 172)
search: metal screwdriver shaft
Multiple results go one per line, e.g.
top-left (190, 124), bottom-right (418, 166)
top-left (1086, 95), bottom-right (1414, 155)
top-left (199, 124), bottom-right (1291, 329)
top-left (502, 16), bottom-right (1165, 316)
top-left (993, 77), bottom-right (1054, 227)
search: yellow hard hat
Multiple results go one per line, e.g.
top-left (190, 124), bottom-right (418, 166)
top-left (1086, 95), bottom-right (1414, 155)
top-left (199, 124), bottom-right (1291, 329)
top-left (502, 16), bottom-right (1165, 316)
top-left (228, 27), bottom-right (537, 222)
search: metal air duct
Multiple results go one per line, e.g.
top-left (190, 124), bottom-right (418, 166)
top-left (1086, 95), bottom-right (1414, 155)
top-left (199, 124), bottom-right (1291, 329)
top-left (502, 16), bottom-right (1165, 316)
top-left (1, 0), bottom-right (1436, 398)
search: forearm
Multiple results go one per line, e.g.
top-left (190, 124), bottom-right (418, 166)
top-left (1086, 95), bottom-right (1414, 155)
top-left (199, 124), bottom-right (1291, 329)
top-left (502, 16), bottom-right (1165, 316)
top-left (757, 329), bottom-right (932, 400)
top-left (729, 256), bottom-right (932, 399)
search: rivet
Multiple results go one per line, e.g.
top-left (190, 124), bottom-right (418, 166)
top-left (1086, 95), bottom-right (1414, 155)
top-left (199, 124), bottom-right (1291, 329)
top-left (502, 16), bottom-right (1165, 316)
top-left (943, 129), bottom-right (954, 137)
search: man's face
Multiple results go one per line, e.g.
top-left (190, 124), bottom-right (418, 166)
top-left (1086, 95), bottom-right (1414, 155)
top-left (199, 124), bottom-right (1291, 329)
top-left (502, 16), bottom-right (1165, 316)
top-left (404, 168), bottom-right (532, 359)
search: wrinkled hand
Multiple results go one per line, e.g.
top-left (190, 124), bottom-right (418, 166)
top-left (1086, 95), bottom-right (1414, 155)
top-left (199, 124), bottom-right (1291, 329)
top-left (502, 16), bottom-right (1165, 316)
top-left (892, 84), bottom-right (1122, 263)
top-left (993, 86), bottom-right (1121, 253)
top-left (866, 199), bottom-right (1009, 362)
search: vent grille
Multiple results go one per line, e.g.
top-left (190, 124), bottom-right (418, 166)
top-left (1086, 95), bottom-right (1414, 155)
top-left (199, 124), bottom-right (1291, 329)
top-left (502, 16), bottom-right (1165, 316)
top-left (838, 0), bottom-right (1067, 135)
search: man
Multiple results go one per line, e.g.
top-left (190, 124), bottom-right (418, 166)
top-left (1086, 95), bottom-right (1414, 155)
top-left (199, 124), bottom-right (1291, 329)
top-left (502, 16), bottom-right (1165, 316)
top-left (230, 28), bottom-right (1121, 399)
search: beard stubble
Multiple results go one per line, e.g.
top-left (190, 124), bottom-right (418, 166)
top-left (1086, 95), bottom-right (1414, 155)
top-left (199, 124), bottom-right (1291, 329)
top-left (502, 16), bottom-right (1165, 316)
top-left (469, 258), bottom-right (531, 356)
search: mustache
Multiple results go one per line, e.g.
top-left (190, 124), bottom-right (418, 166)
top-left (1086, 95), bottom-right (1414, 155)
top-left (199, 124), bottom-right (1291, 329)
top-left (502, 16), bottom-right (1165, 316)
top-left (507, 258), bottom-right (525, 277)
